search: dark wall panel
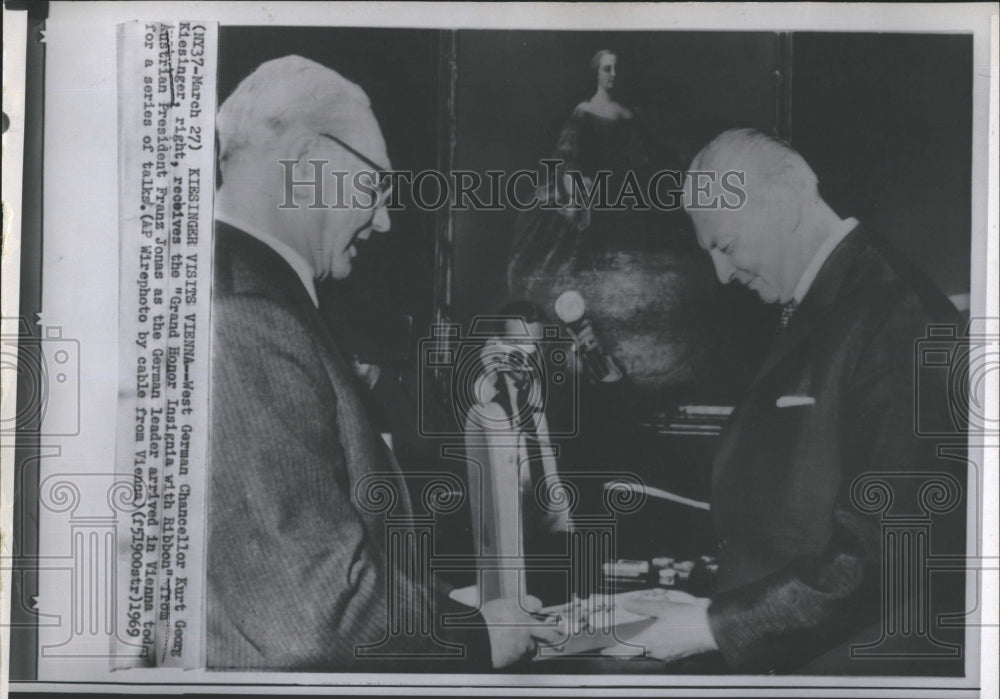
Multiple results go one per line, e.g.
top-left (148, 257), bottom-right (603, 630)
top-left (790, 33), bottom-right (972, 300)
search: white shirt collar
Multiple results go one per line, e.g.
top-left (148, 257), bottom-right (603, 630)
top-left (791, 217), bottom-right (859, 304)
top-left (215, 209), bottom-right (319, 307)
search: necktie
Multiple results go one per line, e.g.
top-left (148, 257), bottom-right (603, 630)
top-left (514, 374), bottom-right (548, 511)
top-left (778, 299), bottom-right (798, 332)
top-left (513, 374), bottom-right (564, 604)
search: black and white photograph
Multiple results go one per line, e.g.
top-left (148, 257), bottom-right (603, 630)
top-left (2, 2), bottom-right (996, 696)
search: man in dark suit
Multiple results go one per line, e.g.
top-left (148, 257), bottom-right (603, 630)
top-left (207, 55), bottom-right (560, 671)
top-left (618, 128), bottom-right (965, 673)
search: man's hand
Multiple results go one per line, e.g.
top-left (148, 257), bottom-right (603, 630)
top-left (602, 590), bottom-right (718, 662)
top-left (480, 595), bottom-right (566, 668)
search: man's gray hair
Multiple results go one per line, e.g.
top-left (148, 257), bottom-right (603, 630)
top-left (689, 127), bottom-right (817, 189)
top-left (217, 55), bottom-right (371, 168)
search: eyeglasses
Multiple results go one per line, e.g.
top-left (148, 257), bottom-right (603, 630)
top-left (319, 132), bottom-right (393, 209)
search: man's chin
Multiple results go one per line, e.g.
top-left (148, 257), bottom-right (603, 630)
top-left (329, 261), bottom-right (352, 281)
top-left (753, 286), bottom-right (780, 304)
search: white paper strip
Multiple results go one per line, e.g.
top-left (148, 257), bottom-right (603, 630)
top-left (113, 19), bottom-right (217, 669)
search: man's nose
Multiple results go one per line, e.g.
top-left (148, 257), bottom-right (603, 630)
top-left (710, 249), bottom-right (735, 284)
top-left (372, 205), bottom-right (391, 234)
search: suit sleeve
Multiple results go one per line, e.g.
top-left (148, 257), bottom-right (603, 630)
top-left (208, 295), bottom-right (490, 671)
top-left (707, 293), bottom-right (949, 672)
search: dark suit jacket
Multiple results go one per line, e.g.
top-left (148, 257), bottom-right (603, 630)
top-left (207, 222), bottom-right (490, 671)
top-left (707, 226), bottom-right (965, 673)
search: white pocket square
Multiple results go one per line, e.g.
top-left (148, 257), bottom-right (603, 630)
top-left (776, 395), bottom-right (816, 408)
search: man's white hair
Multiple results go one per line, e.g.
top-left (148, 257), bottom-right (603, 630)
top-left (689, 127), bottom-right (817, 191)
top-left (217, 55), bottom-right (372, 169)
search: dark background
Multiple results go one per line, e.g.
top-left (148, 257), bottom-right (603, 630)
top-left (791, 32), bottom-right (972, 301)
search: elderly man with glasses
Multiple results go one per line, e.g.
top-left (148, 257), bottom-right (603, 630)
top-left (207, 55), bottom-right (560, 672)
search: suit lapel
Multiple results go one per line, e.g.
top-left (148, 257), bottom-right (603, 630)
top-left (215, 221), bottom-right (413, 520)
top-left (745, 301), bottom-right (827, 396)
top-left (311, 301), bottom-right (415, 520)
top-left (744, 227), bottom-right (867, 396)
top-left (214, 220), bottom-right (318, 311)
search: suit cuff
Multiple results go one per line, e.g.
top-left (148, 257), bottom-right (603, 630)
top-left (707, 592), bottom-right (765, 673)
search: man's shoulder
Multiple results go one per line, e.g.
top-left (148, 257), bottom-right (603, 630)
top-left (215, 224), bottom-right (320, 322)
top-left (212, 227), bottom-right (324, 354)
top-left (214, 290), bottom-right (315, 342)
top-left (835, 228), bottom-right (959, 326)
top-left (211, 284), bottom-right (336, 410)
top-left (214, 222), bottom-right (309, 302)
top-left (810, 229), bottom-right (963, 372)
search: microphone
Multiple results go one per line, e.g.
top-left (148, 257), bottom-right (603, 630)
top-left (553, 290), bottom-right (623, 383)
